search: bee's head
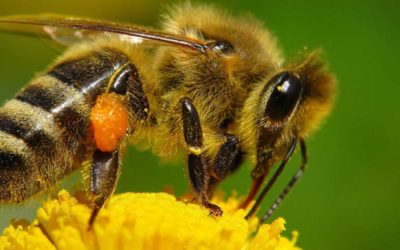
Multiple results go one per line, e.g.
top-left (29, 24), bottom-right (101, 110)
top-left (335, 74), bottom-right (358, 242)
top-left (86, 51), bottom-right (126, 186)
top-left (239, 51), bottom-right (335, 165)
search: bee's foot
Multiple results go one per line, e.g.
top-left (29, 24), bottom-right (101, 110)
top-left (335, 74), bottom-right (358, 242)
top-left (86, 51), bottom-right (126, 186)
top-left (203, 201), bottom-right (223, 217)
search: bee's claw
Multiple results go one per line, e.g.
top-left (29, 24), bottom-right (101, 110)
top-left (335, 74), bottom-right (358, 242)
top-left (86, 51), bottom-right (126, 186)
top-left (203, 200), bottom-right (223, 217)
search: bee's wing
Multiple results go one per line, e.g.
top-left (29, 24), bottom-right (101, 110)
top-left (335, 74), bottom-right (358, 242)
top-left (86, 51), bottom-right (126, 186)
top-left (0, 14), bottom-right (207, 52)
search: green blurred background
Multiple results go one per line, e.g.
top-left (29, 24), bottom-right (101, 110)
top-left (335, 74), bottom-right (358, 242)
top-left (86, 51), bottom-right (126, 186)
top-left (0, 0), bottom-right (399, 249)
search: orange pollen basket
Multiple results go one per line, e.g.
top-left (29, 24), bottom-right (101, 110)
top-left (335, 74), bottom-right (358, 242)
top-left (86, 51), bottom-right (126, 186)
top-left (90, 93), bottom-right (128, 152)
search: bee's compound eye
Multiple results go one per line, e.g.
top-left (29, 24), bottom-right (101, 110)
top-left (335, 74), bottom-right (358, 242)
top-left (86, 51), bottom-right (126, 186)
top-left (207, 40), bottom-right (235, 54)
top-left (265, 72), bottom-right (302, 120)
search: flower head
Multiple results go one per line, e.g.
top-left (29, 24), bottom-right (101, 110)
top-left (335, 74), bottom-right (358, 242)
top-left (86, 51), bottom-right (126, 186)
top-left (0, 190), bottom-right (300, 250)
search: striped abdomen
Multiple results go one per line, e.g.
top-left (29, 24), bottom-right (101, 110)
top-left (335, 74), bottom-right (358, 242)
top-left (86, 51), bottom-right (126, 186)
top-left (0, 49), bottom-right (130, 202)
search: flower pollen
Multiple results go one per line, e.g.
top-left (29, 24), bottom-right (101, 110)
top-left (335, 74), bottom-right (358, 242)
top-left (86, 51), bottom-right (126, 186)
top-left (0, 190), bottom-right (300, 250)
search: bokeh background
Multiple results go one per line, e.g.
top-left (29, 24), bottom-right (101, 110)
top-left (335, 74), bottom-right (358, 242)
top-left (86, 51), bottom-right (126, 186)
top-left (0, 0), bottom-right (399, 249)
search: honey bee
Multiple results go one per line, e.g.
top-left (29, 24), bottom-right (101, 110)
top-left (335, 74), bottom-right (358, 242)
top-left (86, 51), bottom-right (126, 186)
top-left (0, 3), bottom-right (335, 227)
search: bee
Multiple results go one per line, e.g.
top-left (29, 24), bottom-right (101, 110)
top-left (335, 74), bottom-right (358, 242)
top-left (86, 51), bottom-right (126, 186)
top-left (0, 3), bottom-right (335, 227)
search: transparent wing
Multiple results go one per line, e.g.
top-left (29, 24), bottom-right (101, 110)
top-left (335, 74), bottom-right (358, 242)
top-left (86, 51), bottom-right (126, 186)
top-left (0, 14), bottom-right (207, 52)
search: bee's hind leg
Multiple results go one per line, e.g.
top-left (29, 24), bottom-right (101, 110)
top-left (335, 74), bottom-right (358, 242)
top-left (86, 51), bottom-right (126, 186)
top-left (88, 149), bottom-right (120, 229)
top-left (180, 97), bottom-right (223, 217)
top-left (86, 61), bottom-right (150, 229)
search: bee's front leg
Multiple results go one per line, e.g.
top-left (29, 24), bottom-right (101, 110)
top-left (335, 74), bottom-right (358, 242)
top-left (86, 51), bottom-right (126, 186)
top-left (205, 134), bottom-right (241, 197)
top-left (180, 97), bottom-right (223, 217)
top-left (88, 150), bottom-right (120, 229)
top-left (213, 135), bottom-right (240, 180)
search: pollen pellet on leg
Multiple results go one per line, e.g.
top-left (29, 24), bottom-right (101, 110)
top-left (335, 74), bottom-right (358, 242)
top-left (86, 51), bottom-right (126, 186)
top-left (90, 93), bottom-right (128, 152)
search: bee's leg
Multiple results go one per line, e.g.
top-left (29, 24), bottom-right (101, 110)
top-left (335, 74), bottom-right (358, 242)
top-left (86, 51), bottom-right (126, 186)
top-left (206, 135), bottom-right (241, 196)
top-left (187, 153), bottom-right (222, 216)
top-left (88, 149), bottom-right (120, 229)
top-left (213, 135), bottom-right (240, 180)
top-left (259, 139), bottom-right (307, 223)
top-left (86, 62), bottom-right (150, 229)
top-left (245, 138), bottom-right (297, 220)
top-left (181, 97), bottom-right (222, 216)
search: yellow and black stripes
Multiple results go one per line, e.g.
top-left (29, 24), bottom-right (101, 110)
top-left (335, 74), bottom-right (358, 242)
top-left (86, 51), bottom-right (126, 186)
top-left (0, 48), bottom-right (135, 203)
top-left (20, 76), bottom-right (89, 156)
top-left (48, 51), bottom-right (119, 94)
top-left (0, 112), bottom-right (55, 155)
top-left (0, 130), bottom-right (33, 201)
top-left (0, 98), bottom-right (64, 202)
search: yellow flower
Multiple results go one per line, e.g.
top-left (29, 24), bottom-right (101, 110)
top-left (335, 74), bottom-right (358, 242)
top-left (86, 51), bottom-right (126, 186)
top-left (0, 190), bottom-right (300, 250)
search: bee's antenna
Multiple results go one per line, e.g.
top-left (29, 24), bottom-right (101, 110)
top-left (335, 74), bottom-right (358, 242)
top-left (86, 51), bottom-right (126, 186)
top-left (245, 138), bottom-right (298, 220)
top-left (259, 139), bottom-right (307, 223)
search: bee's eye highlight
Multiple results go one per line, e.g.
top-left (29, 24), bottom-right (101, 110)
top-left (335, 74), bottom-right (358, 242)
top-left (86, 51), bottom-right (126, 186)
top-left (207, 40), bottom-right (235, 54)
top-left (265, 72), bottom-right (302, 121)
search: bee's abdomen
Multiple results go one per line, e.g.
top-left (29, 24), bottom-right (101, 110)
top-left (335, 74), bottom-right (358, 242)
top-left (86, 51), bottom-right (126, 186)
top-left (0, 49), bottom-right (130, 203)
top-left (0, 75), bottom-right (90, 203)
